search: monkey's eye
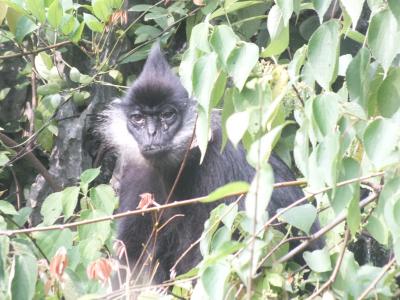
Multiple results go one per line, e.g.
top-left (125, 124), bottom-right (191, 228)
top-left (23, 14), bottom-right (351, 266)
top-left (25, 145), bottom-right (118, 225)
top-left (130, 113), bottom-right (145, 125)
top-left (160, 110), bottom-right (176, 121)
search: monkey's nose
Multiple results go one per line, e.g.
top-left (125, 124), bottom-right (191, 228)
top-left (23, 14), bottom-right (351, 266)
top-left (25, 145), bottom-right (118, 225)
top-left (147, 122), bottom-right (157, 136)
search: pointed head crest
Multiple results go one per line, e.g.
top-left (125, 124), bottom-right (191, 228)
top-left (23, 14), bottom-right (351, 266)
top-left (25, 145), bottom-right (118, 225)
top-left (126, 43), bottom-right (188, 107)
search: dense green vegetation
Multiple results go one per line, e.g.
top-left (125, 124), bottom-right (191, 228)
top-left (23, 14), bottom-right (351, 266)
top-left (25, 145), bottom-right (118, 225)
top-left (1, 0), bottom-right (400, 299)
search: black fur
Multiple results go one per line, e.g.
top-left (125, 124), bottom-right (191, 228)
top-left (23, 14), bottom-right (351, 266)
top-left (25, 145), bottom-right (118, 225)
top-left (100, 44), bottom-right (321, 285)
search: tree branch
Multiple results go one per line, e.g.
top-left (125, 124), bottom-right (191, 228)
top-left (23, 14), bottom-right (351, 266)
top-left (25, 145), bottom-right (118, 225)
top-left (0, 41), bottom-right (72, 60)
top-left (357, 257), bottom-right (396, 300)
top-left (0, 132), bottom-right (61, 192)
top-left (277, 192), bottom-right (379, 264)
top-left (306, 228), bottom-right (350, 300)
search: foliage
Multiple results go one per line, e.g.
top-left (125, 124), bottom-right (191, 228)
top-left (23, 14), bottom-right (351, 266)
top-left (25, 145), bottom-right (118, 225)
top-left (0, 0), bottom-right (400, 299)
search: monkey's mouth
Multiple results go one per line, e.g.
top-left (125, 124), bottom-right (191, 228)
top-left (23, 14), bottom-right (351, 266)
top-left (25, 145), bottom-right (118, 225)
top-left (141, 145), bottom-right (168, 157)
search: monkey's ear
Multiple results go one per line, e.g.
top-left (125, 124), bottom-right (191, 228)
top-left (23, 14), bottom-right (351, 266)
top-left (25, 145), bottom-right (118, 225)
top-left (139, 42), bottom-right (172, 78)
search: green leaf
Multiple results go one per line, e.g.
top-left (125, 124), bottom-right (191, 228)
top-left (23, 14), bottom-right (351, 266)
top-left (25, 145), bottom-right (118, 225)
top-left (12, 207), bottom-right (32, 227)
top-left (312, 0), bottom-right (332, 23)
top-left (11, 255), bottom-right (37, 300)
top-left (288, 45), bottom-right (307, 81)
top-left (61, 0), bottom-right (74, 11)
top-left (41, 192), bottom-right (63, 225)
top-left (377, 68), bottom-right (400, 117)
top-left (347, 191), bottom-right (361, 236)
top-left (48, 0), bottom-right (63, 28)
top-left (92, 0), bottom-right (112, 22)
top-left (190, 22), bottom-right (211, 53)
top-left (210, 1), bottom-right (264, 19)
top-left (227, 42), bottom-right (259, 91)
top-left (78, 237), bottom-right (102, 261)
top-left (317, 132), bottom-right (340, 187)
top-left (37, 83), bottom-right (61, 96)
top-left (303, 248), bottom-right (332, 272)
top-left (366, 215), bottom-right (389, 245)
top-left (307, 20), bottom-right (340, 90)
top-left (367, 0), bottom-right (384, 12)
top-left (210, 25), bottom-right (238, 66)
top-left (195, 109), bottom-right (211, 163)
top-left (60, 14), bottom-right (78, 35)
top-left (226, 111), bottom-right (250, 147)
top-left (83, 13), bottom-right (104, 33)
top-left (35, 52), bottom-right (54, 80)
top-left (26, 0), bottom-right (46, 23)
top-left (0, 3), bottom-right (7, 25)
top-left (78, 209), bottom-right (111, 243)
top-left (128, 4), bottom-right (153, 12)
top-left (201, 182), bottom-right (250, 203)
top-left (61, 186), bottom-right (80, 220)
top-left (341, 0), bottom-right (365, 29)
top-left (389, 0), bottom-right (400, 25)
top-left (261, 5), bottom-right (289, 57)
top-left (193, 53), bottom-right (219, 112)
top-left (0, 87), bottom-right (11, 101)
top-left (338, 54), bottom-right (352, 77)
top-left (15, 16), bottom-right (38, 43)
top-left (71, 21), bottom-right (84, 43)
top-left (0, 152), bottom-right (9, 166)
top-left (5, 6), bottom-right (22, 34)
top-left (69, 67), bottom-right (92, 84)
top-left (90, 184), bottom-right (118, 214)
top-left (363, 119), bottom-right (400, 168)
top-left (0, 200), bottom-right (18, 215)
top-left (346, 48), bottom-right (371, 112)
top-left (330, 158), bottom-right (360, 215)
top-left (201, 263), bottom-right (231, 300)
top-left (247, 122), bottom-right (292, 167)
top-left (245, 163), bottom-right (273, 223)
top-left (312, 93), bottom-right (340, 137)
top-left (200, 204), bottom-right (223, 256)
top-left (72, 91), bottom-right (90, 106)
top-left (34, 229), bottom-right (73, 257)
top-left (80, 167), bottom-right (100, 194)
top-left (279, 204), bottom-right (317, 234)
top-left (367, 8), bottom-right (400, 74)
top-left (276, 0), bottom-right (293, 26)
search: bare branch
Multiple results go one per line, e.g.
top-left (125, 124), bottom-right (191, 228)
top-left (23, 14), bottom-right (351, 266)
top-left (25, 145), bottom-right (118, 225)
top-left (0, 41), bottom-right (72, 60)
top-left (306, 228), bottom-right (350, 300)
top-left (0, 132), bottom-right (61, 192)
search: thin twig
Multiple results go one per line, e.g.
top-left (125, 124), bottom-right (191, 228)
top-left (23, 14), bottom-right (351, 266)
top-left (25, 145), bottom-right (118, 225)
top-left (263, 172), bottom-right (384, 233)
top-left (277, 193), bottom-right (379, 264)
top-left (112, 7), bottom-right (202, 67)
top-left (0, 191), bottom-right (241, 236)
top-left (129, 115), bottom-right (198, 285)
top-left (102, 0), bottom-right (165, 65)
top-left (357, 257), bottom-right (396, 300)
top-left (9, 167), bottom-right (22, 210)
top-left (248, 92), bottom-right (266, 300)
top-left (0, 213), bottom-right (49, 263)
top-left (28, 53), bottom-right (38, 140)
top-left (0, 132), bottom-right (61, 192)
top-left (292, 84), bottom-right (304, 106)
top-left (257, 235), bottom-right (306, 269)
top-left (306, 228), bottom-right (350, 300)
top-left (0, 40), bottom-right (72, 60)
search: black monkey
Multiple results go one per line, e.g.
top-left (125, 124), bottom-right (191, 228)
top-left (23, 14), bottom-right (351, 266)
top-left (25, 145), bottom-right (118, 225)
top-left (99, 44), bottom-right (321, 285)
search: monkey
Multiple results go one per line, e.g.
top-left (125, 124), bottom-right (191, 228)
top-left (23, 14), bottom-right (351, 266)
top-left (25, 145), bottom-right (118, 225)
top-left (99, 43), bottom-right (322, 285)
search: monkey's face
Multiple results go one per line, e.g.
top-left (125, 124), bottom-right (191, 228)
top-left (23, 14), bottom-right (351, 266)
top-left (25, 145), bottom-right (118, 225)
top-left (126, 102), bottom-right (183, 159)
top-left (101, 44), bottom-right (197, 167)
